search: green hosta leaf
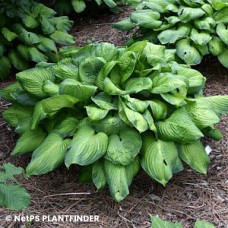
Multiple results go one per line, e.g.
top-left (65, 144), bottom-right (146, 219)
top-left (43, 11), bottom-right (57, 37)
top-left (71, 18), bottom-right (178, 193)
top-left (32, 3), bottom-right (56, 17)
top-left (110, 51), bottom-right (137, 84)
top-left (186, 99), bottom-right (220, 129)
top-left (22, 14), bottom-right (39, 29)
top-left (12, 128), bottom-right (47, 156)
top-left (161, 93), bottom-right (187, 107)
top-left (31, 95), bottom-right (78, 129)
top-left (0, 82), bottom-right (20, 101)
top-left (2, 104), bottom-right (33, 127)
top-left (105, 128), bottom-right (142, 165)
top-left (52, 59), bottom-right (79, 81)
top-left (42, 80), bottom-right (59, 97)
top-left (16, 67), bottom-right (55, 98)
top-left (150, 215), bottom-right (183, 228)
top-left (92, 160), bottom-right (106, 189)
top-left (50, 16), bottom-right (73, 32)
top-left (0, 184), bottom-right (31, 210)
top-left (72, 0), bottom-right (86, 13)
top-left (130, 9), bottom-right (162, 29)
top-left (104, 158), bottom-right (139, 202)
top-left (103, 77), bottom-right (126, 95)
top-left (28, 47), bottom-right (48, 63)
top-left (119, 99), bottom-right (148, 132)
top-left (59, 79), bottom-right (97, 101)
top-left (158, 26), bottom-right (190, 44)
top-left (190, 28), bottom-right (212, 46)
top-left (125, 96), bottom-right (149, 113)
top-left (194, 220), bottom-right (215, 228)
top-left (197, 95), bottom-right (228, 115)
top-left (176, 39), bottom-right (202, 65)
top-left (8, 50), bottom-right (29, 71)
top-left (1, 27), bottom-right (17, 41)
top-left (16, 118), bottom-right (32, 134)
top-left (141, 133), bottom-right (183, 186)
top-left (218, 48), bottom-right (228, 68)
top-left (171, 63), bottom-right (205, 94)
top-left (96, 61), bottom-right (118, 89)
top-left (50, 31), bottom-right (75, 45)
top-left (202, 127), bottom-right (223, 141)
top-left (93, 42), bottom-right (119, 62)
top-left (113, 18), bottom-right (136, 31)
top-left (103, 0), bottom-right (117, 8)
top-left (194, 17), bottom-right (215, 31)
top-left (26, 131), bottom-right (70, 175)
top-left (143, 109), bottom-right (157, 135)
top-left (65, 126), bottom-right (108, 167)
top-left (149, 100), bottom-right (168, 120)
top-left (56, 116), bottom-right (79, 137)
top-left (125, 77), bottom-right (153, 93)
top-left (40, 16), bottom-right (55, 35)
top-left (208, 36), bottom-right (225, 56)
top-left (91, 92), bottom-right (117, 110)
top-left (214, 8), bottom-right (228, 23)
top-left (79, 57), bottom-right (106, 84)
top-left (0, 56), bottom-right (11, 79)
top-left (216, 23), bottom-right (228, 45)
top-left (93, 114), bottom-right (128, 136)
top-left (85, 105), bottom-right (109, 121)
top-left (178, 7), bottom-right (205, 23)
top-left (157, 107), bottom-right (203, 144)
top-left (178, 141), bottom-right (210, 174)
top-left (37, 35), bottom-right (57, 53)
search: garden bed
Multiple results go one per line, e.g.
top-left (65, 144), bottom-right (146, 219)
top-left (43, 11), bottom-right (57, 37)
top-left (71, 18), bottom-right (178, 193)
top-left (0, 6), bottom-right (227, 228)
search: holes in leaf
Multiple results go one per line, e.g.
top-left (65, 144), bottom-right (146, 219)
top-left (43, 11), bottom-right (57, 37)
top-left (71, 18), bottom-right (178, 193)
top-left (163, 159), bottom-right (167, 166)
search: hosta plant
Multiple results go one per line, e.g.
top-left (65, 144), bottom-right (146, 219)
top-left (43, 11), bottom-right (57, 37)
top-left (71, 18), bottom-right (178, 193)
top-left (0, 0), bottom-right (75, 79)
top-left (113, 0), bottom-right (228, 67)
top-left (1, 41), bottom-right (228, 202)
top-left (46, 0), bottom-right (126, 15)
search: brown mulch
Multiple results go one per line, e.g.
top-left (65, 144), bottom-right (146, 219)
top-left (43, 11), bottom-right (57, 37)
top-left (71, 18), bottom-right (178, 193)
top-left (0, 6), bottom-right (228, 228)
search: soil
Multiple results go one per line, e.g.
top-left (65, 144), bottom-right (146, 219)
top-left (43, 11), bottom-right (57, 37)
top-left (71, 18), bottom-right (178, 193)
top-left (0, 5), bottom-right (227, 228)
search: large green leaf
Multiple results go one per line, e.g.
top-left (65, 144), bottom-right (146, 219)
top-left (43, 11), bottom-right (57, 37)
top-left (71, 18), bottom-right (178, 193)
top-left (31, 95), bottom-right (78, 129)
top-left (105, 128), bottom-right (142, 165)
top-left (26, 131), bottom-right (70, 175)
top-left (194, 220), bottom-right (215, 228)
top-left (190, 28), bottom-right (212, 46)
top-left (72, 0), bottom-right (86, 13)
top-left (104, 158), bottom-right (139, 202)
top-left (91, 92), bottom-right (117, 110)
top-left (125, 77), bottom-right (153, 93)
top-left (130, 10), bottom-right (162, 29)
top-left (12, 128), bottom-right (47, 156)
top-left (2, 104), bottom-right (33, 127)
top-left (85, 105), bottom-right (109, 121)
top-left (178, 7), bottom-right (205, 23)
top-left (50, 31), bottom-right (75, 45)
top-left (65, 126), bottom-right (108, 167)
top-left (178, 141), bottom-right (210, 174)
top-left (218, 48), bottom-right (228, 68)
top-left (0, 184), bottom-right (31, 210)
top-left (16, 67), bottom-right (55, 98)
top-left (92, 160), bottom-right (106, 190)
top-left (59, 78), bottom-right (97, 101)
top-left (141, 133), bottom-right (183, 186)
top-left (157, 107), bottom-right (203, 144)
top-left (79, 57), bottom-right (106, 84)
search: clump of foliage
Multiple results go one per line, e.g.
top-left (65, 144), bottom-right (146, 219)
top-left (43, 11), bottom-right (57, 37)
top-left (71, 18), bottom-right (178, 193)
top-left (1, 41), bottom-right (227, 202)
top-left (150, 215), bottom-right (215, 228)
top-left (0, 163), bottom-right (31, 210)
top-left (0, 0), bottom-right (75, 79)
top-left (46, 0), bottom-right (126, 15)
top-left (113, 0), bottom-right (228, 67)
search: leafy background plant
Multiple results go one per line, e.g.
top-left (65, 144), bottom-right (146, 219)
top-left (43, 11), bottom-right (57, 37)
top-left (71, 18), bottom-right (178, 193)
top-left (44, 0), bottom-right (127, 15)
top-left (113, 0), bottom-right (228, 67)
top-left (0, 0), bottom-right (75, 79)
top-left (150, 215), bottom-right (215, 228)
top-left (1, 41), bottom-right (227, 202)
top-left (0, 163), bottom-right (30, 210)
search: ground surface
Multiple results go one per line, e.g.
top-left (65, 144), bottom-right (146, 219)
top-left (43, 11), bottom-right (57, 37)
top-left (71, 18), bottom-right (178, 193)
top-left (0, 5), bottom-right (227, 228)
